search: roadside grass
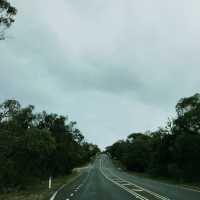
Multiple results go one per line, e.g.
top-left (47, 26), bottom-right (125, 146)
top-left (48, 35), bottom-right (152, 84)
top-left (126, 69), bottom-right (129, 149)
top-left (134, 171), bottom-right (200, 190)
top-left (0, 171), bottom-right (80, 200)
top-left (127, 171), bottom-right (200, 191)
top-left (112, 160), bottom-right (200, 191)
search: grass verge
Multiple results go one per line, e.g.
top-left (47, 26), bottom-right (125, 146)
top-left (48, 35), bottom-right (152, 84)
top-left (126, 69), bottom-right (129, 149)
top-left (128, 171), bottom-right (200, 191)
top-left (0, 171), bottom-right (80, 200)
top-left (112, 160), bottom-right (200, 191)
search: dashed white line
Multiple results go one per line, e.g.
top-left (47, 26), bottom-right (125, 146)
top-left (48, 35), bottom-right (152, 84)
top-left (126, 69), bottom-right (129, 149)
top-left (109, 170), bottom-right (170, 200)
top-left (122, 183), bottom-right (132, 186)
top-left (70, 193), bottom-right (74, 197)
top-left (133, 189), bottom-right (143, 192)
top-left (99, 160), bottom-right (148, 200)
top-left (99, 158), bottom-right (170, 200)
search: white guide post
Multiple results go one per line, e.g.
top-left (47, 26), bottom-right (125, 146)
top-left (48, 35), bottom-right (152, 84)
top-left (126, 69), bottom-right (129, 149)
top-left (49, 176), bottom-right (52, 189)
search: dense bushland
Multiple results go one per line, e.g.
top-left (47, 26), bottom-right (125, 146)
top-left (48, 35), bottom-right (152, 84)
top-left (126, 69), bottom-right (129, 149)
top-left (0, 99), bottom-right (100, 191)
top-left (106, 93), bottom-right (200, 182)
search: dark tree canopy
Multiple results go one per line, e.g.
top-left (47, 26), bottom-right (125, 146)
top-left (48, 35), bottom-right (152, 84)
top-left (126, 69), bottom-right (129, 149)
top-left (0, 99), bottom-right (100, 191)
top-left (0, 0), bottom-right (17, 40)
top-left (106, 93), bottom-right (200, 182)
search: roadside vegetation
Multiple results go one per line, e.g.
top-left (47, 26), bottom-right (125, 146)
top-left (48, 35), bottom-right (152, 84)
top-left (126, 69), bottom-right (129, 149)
top-left (0, 99), bottom-right (100, 193)
top-left (0, 171), bottom-right (79, 200)
top-left (0, 0), bottom-right (17, 40)
top-left (106, 93), bottom-right (200, 184)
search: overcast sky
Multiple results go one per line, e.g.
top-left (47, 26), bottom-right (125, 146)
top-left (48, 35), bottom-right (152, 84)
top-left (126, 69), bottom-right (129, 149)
top-left (1, 0), bottom-right (200, 148)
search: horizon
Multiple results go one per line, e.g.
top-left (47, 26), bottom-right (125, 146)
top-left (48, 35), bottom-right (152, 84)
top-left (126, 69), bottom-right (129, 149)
top-left (1, 0), bottom-right (200, 149)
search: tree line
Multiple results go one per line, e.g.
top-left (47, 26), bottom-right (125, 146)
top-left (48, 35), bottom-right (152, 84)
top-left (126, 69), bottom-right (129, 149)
top-left (106, 93), bottom-right (200, 182)
top-left (0, 99), bottom-right (100, 191)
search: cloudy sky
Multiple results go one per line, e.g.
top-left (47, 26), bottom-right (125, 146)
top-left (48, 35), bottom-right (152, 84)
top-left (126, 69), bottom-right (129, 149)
top-left (1, 0), bottom-right (200, 148)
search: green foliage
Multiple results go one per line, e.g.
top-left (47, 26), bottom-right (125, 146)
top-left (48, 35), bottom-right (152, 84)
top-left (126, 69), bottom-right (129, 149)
top-left (0, 0), bottom-right (17, 40)
top-left (106, 93), bottom-right (200, 182)
top-left (0, 99), bottom-right (100, 191)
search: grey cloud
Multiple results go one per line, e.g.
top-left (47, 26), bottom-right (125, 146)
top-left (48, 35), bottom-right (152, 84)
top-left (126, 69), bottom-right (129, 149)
top-left (1, 0), bottom-right (200, 148)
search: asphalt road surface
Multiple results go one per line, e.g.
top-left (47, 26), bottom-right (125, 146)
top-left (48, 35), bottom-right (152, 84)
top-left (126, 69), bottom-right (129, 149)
top-left (51, 154), bottom-right (200, 200)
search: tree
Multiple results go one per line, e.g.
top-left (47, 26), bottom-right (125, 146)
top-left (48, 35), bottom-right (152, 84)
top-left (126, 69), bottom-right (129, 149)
top-left (107, 93), bottom-right (200, 182)
top-left (174, 93), bottom-right (200, 135)
top-left (0, 99), bottom-right (20, 122)
top-left (125, 133), bottom-right (151, 172)
top-left (171, 133), bottom-right (200, 181)
top-left (0, 99), bottom-right (100, 191)
top-left (0, 0), bottom-right (17, 40)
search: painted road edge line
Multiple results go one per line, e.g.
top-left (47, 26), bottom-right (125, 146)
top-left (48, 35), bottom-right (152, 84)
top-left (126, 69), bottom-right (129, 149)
top-left (49, 172), bottom-right (82, 200)
top-left (100, 157), bottom-right (171, 200)
top-left (108, 169), bottom-right (170, 200)
top-left (99, 159), bottom-right (148, 200)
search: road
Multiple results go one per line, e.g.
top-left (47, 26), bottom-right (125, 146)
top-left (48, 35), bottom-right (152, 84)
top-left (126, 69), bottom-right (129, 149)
top-left (51, 154), bottom-right (200, 200)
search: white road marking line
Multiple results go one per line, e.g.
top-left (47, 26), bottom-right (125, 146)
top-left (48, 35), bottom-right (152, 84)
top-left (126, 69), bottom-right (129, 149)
top-left (99, 160), bottom-right (148, 200)
top-left (49, 172), bottom-right (83, 200)
top-left (122, 183), bottom-right (132, 186)
top-left (50, 191), bottom-right (58, 200)
top-left (109, 170), bottom-right (170, 200)
top-left (133, 189), bottom-right (143, 192)
top-left (100, 158), bottom-right (170, 200)
top-left (105, 174), bottom-right (148, 200)
top-left (70, 193), bottom-right (74, 197)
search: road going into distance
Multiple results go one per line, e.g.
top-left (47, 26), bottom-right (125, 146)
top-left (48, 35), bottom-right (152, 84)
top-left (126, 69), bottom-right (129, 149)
top-left (51, 154), bottom-right (200, 200)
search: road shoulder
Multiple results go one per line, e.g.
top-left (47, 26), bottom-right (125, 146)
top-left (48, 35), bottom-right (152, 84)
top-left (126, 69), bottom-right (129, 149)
top-left (112, 159), bottom-right (200, 193)
top-left (0, 169), bottom-right (82, 200)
